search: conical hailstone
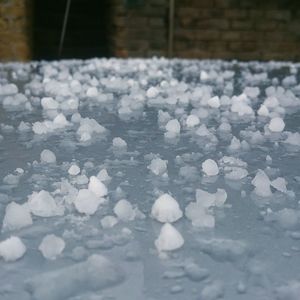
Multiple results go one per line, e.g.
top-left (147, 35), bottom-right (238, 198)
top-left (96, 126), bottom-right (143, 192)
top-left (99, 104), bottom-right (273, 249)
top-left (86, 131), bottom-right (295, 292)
top-left (88, 176), bottom-right (107, 197)
top-left (74, 189), bottom-right (101, 215)
top-left (151, 193), bottom-right (183, 223)
top-left (269, 117), bottom-right (285, 133)
top-left (0, 236), bottom-right (26, 262)
top-left (155, 223), bottom-right (184, 252)
top-left (39, 234), bottom-right (65, 260)
top-left (113, 199), bottom-right (135, 222)
top-left (2, 202), bottom-right (32, 231)
top-left (202, 159), bottom-right (219, 176)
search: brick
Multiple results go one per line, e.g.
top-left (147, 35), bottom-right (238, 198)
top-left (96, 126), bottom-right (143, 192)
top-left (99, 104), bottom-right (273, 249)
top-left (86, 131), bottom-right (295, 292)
top-left (225, 9), bottom-right (247, 19)
top-left (195, 29), bottom-right (220, 41)
top-left (231, 20), bottom-right (253, 30)
top-left (228, 41), bottom-right (257, 52)
top-left (221, 31), bottom-right (240, 40)
top-left (149, 17), bottom-right (164, 27)
top-left (196, 19), bottom-right (230, 30)
top-left (214, 0), bottom-right (232, 8)
top-left (265, 10), bottom-right (291, 21)
top-left (248, 9), bottom-right (264, 19)
top-left (255, 21), bottom-right (277, 31)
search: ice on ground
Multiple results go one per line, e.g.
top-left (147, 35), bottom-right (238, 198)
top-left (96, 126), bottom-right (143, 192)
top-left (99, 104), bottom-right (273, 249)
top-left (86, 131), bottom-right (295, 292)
top-left (40, 149), bottom-right (56, 164)
top-left (77, 117), bottom-right (106, 142)
top-left (165, 119), bottom-right (181, 134)
top-left (86, 86), bottom-right (98, 98)
top-left (112, 137), bottom-right (127, 148)
top-left (202, 159), bottom-right (219, 176)
top-left (39, 234), bottom-right (65, 260)
top-left (275, 280), bottom-right (300, 300)
top-left (74, 189), bottom-right (102, 215)
top-left (228, 136), bottom-right (241, 152)
top-left (28, 190), bottom-right (63, 217)
top-left (207, 96), bottom-right (220, 108)
top-left (113, 199), bottom-right (135, 221)
top-left (53, 113), bottom-right (69, 128)
top-left (101, 215), bottom-right (118, 228)
top-left (148, 157), bottom-right (168, 176)
top-left (269, 117), bottom-right (285, 133)
top-left (2, 202), bottom-right (32, 231)
top-left (88, 176), bottom-right (108, 197)
top-left (97, 169), bottom-right (112, 182)
top-left (274, 208), bottom-right (299, 230)
top-left (185, 202), bottom-right (215, 228)
top-left (224, 167), bottom-right (248, 180)
top-left (186, 114), bottom-right (200, 127)
top-left (251, 169), bottom-right (272, 197)
top-left (0, 236), bottom-right (26, 262)
top-left (41, 97), bottom-right (59, 110)
top-left (151, 193), bottom-right (183, 223)
top-left (196, 188), bottom-right (227, 207)
top-left (201, 280), bottom-right (224, 300)
top-left (68, 164), bottom-right (80, 176)
top-left (155, 223), bottom-right (184, 252)
top-left (25, 255), bottom-right (124, 300)
top-left (271, 177), bottom-right (288, 193)
top-left (184, 262), bottom-right (209, 282)
top-left (257, 104), bottom-right (269, 117)
top-left (146, 86), bottom-right (159, 98)
top-left (284, 132), bottom-right (300, 146)
top-left (198, 238), bottom-right (248, 262)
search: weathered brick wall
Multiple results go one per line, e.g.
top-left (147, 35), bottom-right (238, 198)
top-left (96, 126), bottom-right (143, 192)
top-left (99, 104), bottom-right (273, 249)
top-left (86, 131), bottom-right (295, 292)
top-left (1, 0), bottom-right (300, 61)
top-left (110, 0), bottom-right (168, 57)
top-left (112, 0), bottom-right (300, 61)
top-left (174, 0), bottom-right (300, 60)
top-left (0, 0), bottom-right (32, 61)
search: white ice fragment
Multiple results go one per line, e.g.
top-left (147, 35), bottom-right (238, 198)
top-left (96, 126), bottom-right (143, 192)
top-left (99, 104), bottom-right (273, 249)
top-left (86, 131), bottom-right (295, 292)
top-left (165, 119), bottom-right (181, 134)
top-left (0, 236), bottom-right (26, 262)
top-left (113, 199), bottom-right (135, 221)
top-left (40, 149), bottom-right (56, 164)
top-left (25, 255), bottom-right (124, 300)
top-left (196, 188), bottom-right (227, 208)
top-left (269, 117), bottom-right (285, 133)
top-left (148, 158), bottom-right (168, 176)
top-left (28, 190), bottom-right (63, 217)
top-left (151, 193), bottom-right (183, 223)
top-left (202, 159), bottom-right (219, 176)
top-left (2, 202), bottom-right (32, 231)
top-left (88, 176), bottom-right (108, 197)
top-left (275, 208), bottom-right (299, 230)
top-left (86, 87), bottom-right (98, 97)
top-left (284, 132), bottom-right (300, 146)
top-left (41, 97), bottom-right (59, 110)
top-left (53, 113), bottom-right (69, 128)
top-left (39, 234), bottom-right (65, 260)
top-left (146, 86), bottom-right (159, 98)
top-left (228, 136), bottom-right (241, 152)
top-left (208, 96), bottom-right (220, 108)
top-left (184, 263), bottom-right (209, 281)
top-left (101, 215), bottom-right (118, 228)
top-left (185, 203), bottom-right (215, 228)
top-left (271, 177), bottom-right (288, 193)
top-left (74, 189), bottom-right (101, 215)
top-left (276, 280), bottom-right (300, 300)
top-left (201, 281), bottom-right (224, 300)
top-left (97, 169), bottom-right (111, 182)
top-left (257, 104), bottom-right (269, 117)
top-left (68, 164), bottom-right (80, 176)
top-left (155, 223), bottom-right (184, 252)
top-left (224, 167), bottom-right (248, 180)
top-left (251, 170), bottom-right (272, 197)
top-left (186, 114), bottom-right (200, 127)
top-left (112, 137), bottom-right (127, 148)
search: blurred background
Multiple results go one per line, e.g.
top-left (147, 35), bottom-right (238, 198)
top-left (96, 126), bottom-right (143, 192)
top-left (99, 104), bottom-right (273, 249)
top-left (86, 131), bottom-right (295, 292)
top-left (0, 0), bottom-right (300, 62)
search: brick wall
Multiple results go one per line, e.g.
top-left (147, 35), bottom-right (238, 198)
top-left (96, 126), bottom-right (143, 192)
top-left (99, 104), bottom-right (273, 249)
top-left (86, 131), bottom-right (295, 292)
top-left (110, 0), bottom-right (168, 58)
top-left (111, 0), bottom-right (300, 61)
top-left (174, 0), bottom-right (300, 60)
top-left (1, 0), bottom-right (300, 61)
top-left (0, 0), bottom-right (32, 61)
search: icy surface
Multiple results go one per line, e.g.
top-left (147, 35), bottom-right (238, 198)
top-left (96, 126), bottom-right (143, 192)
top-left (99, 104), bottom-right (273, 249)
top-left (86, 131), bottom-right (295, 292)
top-left (0, 58), bottom-right (300, 299)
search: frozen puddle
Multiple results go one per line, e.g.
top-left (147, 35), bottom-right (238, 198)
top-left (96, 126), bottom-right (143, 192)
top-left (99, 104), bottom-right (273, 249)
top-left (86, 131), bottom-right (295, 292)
top-left (0, 58), bottom-right (300, 300)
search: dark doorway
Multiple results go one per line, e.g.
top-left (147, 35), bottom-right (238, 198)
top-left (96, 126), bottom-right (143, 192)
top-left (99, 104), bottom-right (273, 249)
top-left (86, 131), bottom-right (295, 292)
top-left (33, 0), bottom-right (111, 60)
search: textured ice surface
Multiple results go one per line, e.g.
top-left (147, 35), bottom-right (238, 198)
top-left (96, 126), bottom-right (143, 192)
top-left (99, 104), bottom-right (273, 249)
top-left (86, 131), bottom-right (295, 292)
top-left (0, 58), bottom-right (300, 299)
